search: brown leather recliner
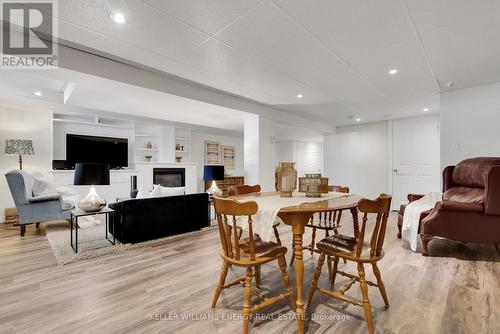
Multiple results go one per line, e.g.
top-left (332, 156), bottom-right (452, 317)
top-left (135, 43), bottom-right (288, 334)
top-left (398, 157), bottom-right (500, 256)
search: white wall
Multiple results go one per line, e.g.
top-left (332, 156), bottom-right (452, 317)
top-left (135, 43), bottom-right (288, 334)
top-left (259, 117), bottom-right (276, 191)
top-left (243, 114), bottom-right (276, 191)
top-left (191, 131), bottom-right (244, 192)
top-left (324, 122), bottom-right (389, 199)
top-left (0, 106), bottom-right (52, 222)
top-left (276, 141), bottom-right (323, 177)
top-left (441, 83), bottom-right (500, 168)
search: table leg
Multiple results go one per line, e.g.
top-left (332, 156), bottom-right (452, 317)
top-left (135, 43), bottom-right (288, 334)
top-left (350, 207), bottom-right (360, 239)
top-left (293, 231), bottom-right (306, 334)
top-left (75, 216), bottom-right (78, 253)
top-left (70, 214), bottom-right (73, 246)
top-left (112, 213), bottom-right (116, 245)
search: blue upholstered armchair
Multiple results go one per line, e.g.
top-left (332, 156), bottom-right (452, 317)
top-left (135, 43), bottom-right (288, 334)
top-left (5, 170), bottom-right (72, 236)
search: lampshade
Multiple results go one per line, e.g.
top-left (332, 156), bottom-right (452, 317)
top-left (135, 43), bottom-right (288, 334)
top-left (5, 139), bottom-right (34, 155)
top-left (74, 163), bottom-right (110, 186)
top-left (203, 165), bottom-right (225, 181)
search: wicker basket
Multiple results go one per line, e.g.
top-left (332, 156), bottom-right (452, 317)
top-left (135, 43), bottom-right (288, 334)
top-left (298, 174), bottom-right (329, 198)
top-left (5, 207), bottom-right (19, 225)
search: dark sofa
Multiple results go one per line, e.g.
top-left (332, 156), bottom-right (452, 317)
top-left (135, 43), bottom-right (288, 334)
top-left (109, 193), bottom-right (209, 243)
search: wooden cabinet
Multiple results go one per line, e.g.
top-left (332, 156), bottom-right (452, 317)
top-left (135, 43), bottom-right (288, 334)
top-left (205, 176), bottom-right (244, 197)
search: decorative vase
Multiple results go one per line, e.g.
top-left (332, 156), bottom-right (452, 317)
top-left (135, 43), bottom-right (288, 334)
top-left (276, 162), bottom-right (297, 197)
top-left (299, 173), bottom-right (329, 197)
top-left (175, 144), bottom-right (181, 151)
top-left (78, 186), bottom-right (106, 212)
top-left (146, 141), bottom-right (152, 149)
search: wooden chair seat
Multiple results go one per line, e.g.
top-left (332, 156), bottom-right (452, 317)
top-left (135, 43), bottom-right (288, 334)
top-left (316, 236), bottom-right (385, 263)
top-left (228, 238), bottom-right (287, 266)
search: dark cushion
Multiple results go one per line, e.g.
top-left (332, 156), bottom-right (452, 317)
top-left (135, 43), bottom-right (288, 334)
top-left (452, 157), bottom-right (500, 188)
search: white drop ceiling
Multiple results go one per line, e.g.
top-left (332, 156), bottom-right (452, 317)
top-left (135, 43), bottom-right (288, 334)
top-left (4, 0), bottom-right (500, 128)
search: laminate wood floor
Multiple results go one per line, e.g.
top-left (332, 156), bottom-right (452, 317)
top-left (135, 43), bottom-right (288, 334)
top-left (0, 212), bottom-right (499, 334)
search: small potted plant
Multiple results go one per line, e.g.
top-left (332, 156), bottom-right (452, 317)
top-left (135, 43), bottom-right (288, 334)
top-left (175, 156), bottom-right (182, 163)
top-left (145, 155), bottom-right (152, 162)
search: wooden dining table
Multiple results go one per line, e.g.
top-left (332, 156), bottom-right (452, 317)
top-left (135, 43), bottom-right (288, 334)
top-left (234, 191), bottom-right (362, 334)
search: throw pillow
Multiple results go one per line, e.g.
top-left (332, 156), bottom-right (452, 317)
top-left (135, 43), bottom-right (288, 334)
top-left (149, 184), bottom-right (163, 198)
top-left (136, 187), bottom-right (150, 199)
top-left (33, 177), bottom-right (58, 197)
top-left (160, 186), bottom-right (186, 197)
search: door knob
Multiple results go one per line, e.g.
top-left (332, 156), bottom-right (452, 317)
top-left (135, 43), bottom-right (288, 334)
top-left (393, 169), bottom-right (398, 173)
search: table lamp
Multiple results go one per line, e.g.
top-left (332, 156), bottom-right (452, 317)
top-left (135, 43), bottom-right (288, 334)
top-left (204, 165), bottom-right (225, 196)
top-left (74, 163), bottom-right (110, 212)
top-left (5, 139), bottom-right (34, 170)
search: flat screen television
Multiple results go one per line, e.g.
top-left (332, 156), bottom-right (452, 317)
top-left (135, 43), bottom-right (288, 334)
top-left (66, 134), bottom-right (128, 169)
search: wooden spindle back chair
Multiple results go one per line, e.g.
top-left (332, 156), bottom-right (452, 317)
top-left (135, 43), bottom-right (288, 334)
top-left (211, 197), bottom-right (296, 334)
top-left (291, 185), bottom-right (350, 269)
top-left (307, 194), bottom-right (392, 334)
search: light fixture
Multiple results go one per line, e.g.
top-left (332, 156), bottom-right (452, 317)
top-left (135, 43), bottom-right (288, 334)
top-left (389, 69), bottom-right (398, 75)
top-left (296, 94), bottom-right (303, 98)
top-left (423, 108), bottom-right (429, 112)
top-left (355, 118), bottom-right (361, 122)
top-left (110, 12), bottom-right (126, 24)
top-left (34, 91), bottom-right (42, 97)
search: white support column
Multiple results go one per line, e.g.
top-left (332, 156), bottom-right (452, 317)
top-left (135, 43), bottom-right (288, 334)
top-left (244, 114), bottom-right (276, 191)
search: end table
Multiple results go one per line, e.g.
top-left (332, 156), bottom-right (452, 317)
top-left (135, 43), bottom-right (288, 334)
top-left (70, 207), bottom-right (115, 253)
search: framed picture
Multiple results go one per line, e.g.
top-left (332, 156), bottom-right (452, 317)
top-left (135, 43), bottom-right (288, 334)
top-left (222, 145), bottom-right (236, 170)
top-left (205, 141), bottom-right (221, 165)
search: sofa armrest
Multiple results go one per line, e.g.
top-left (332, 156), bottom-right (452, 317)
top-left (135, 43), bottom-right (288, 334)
top-left (485, 166), bottom-right (500, 215)
top-left (27, 194), bottom-right (61, 203)
top-left (407, 194), bottom-right (425, 203)
top-left (434, 200), bottom-right (483, 213)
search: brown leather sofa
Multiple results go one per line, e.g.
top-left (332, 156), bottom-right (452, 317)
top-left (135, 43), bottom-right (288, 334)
top-left (398, 157), bottom-right (500, 256)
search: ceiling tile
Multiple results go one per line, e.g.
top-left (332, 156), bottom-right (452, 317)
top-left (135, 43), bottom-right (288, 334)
top-left (143, 0), bottom-right (262, 35)
top-left (406, 0), bottom-right (500, 34)
top-left (214, 1), bottom-right (339, 87)
top-left (346, 40), bottom-right (437, 101)
top-left (275, 102), bottom-right (356, 125)
top-left (273, 0), bottom-right (415, 60)
top-left (421, 11), bottom-right (500, 90)
top-left (184, 39), bottom-right (328, 104)
top-left (58, 0), bottom-right (208, 59)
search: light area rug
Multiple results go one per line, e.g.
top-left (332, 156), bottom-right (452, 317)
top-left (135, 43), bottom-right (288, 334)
top-left (44, 220), bottom-right (215, 266)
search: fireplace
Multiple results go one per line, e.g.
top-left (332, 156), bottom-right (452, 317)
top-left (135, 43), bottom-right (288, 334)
top-left (153, 168), bottom-right (185, 187)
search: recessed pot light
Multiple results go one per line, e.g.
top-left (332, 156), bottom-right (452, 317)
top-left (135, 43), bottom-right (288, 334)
top-left (110, 12), bottom-right (126, 24)
top-left (389, 69), bottom-right (398, 75)
top-left (34, 91), bottom-right (42, 96)
top-left (296, 94), bottom-right (303, 98)
top-left (423, 108), bottom-right (429, 112)
top-left (355, 118), bottom-right (361, 122)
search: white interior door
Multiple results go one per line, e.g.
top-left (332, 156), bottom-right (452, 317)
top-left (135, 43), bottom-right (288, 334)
top-left (392, 116), bottom-right (440, 210)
